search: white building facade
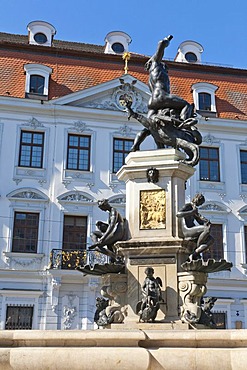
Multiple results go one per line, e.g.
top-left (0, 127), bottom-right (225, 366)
top-left (0, 24), bottom-right (247, 330)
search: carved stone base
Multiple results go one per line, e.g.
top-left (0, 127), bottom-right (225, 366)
top-left (95, 273), bottom-right (127, 326)
top-left (178, 271), bottom-right (207, 324)
top-left (116, 239), bottom-right (189, 323)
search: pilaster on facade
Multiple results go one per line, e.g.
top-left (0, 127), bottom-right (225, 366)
top-left (240, 299), bottom-right (247, 328)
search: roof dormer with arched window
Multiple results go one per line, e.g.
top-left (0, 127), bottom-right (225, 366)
top-left (192, 82), bottom-right (218, 117)
top-left (24, 64), bottom-right (52, 100)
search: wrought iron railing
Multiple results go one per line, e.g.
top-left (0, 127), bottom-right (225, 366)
top-left (5, 305), bottom-right (33, 330)
top-left (49, 249), bottom-right (108, 270)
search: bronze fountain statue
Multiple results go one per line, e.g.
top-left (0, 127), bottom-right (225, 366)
top-left (125, 35), bottom-right (202, 167)
top-left (82, 35), bottom-right (233, 328)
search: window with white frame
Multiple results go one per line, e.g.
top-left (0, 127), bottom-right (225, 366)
top-left (244, 225), bottom-right (247, 264)
top-left (192, 82), bottom-right (218, 114)
top-left (6, 188), bottom-right (49, 257)
top-left (240, 150), bottom-right (247, 184)
top-left (66, 134), bottom-right (91, 171)
top-left (200, 201), bottom-right (231, 264)
top-left (24, 64), bottom-right (52, 99)
top-left (199, 146), bottom-right (220, 182)
top-left (18, 130), bottom-right (44, 168)
top-left (0, 290), bottom-right (43, 330)
top-left (14, 120), bottom-right (49, 180)
top-left (203, 223), bottom-right (224, 261)
top-left (63, 124), bottom-right (95, 183)
top-left (62, 215), bottom-right (87, 250)
top-left (30, 75), bottom-right (45, 94)
top-left (112, 137), bottom-right (134, 173)
top-left (12, 212), bottom-right (39, 253)
top-left (48, 215), bottom-right (89, 270)
top-left (198, 92), bottom-right (211, 111)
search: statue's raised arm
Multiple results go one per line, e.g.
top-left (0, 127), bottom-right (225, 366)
top-left (145, 35), bottom-right (173, 72)
top-left (153, 35), bottom-right (173, 63)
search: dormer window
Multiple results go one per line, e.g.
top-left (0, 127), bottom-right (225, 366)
top-left (33, 33), bottom-right (47, 45)
top-left (104, 31), bottom-right (132, 54)
top-left (175, 40), bottom-right (203, 64)
top-left (24, 64), bottom-right (52, 100)
top-left (192, 82), bottom-right (218, 116)
top-left (30, 75), bottom-right (45, 94)
top-left (112, 42), bottom-right (124, 53)
top-left (27, 21), bottom-right (56, 47)
top-left (199, 92), bottom-right (211, 111)
top-left (185, 52), bottom-right (197, 63)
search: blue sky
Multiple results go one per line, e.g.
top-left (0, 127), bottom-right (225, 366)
top-left (1, 0), bottom-right (247, 69)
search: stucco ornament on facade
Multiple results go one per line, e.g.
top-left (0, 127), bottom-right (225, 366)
top-left (24, 117), bottom-right (44, 129)
top-left (88, 277), bottom-right (99, 291)
top-left (62, 179), bottom-right (71, 188)
top-left (110, 196), bottom-right (126, 205)
top-left (86, 182), bottom-right (94, 189)
top-left (38, 179), bottom-right (47, 187)
top-left (15, 191), bottom-right (42, 199)
top-left (50, 277), bottom-right (61, 311)
top-left (200, 201), bottom-right (232, 214)
top-left (63, 306), bottom-right (77, 329)
top-left (117, 123), bottom-right (133, 137)
top-left (6, 255), bottom-right (44, 270)
top-left (201, 203), bottom-right (223, 212)
top-left (202, 134), bottom-right (220, 145)
top-left (58, 192), bottom-right (94, 203)
top-left (7, 188), bottom-right (48, 202)
top-left (62, 294), bottom-right (78, 330)
top-left (73, 120), bottom-right (87, 133)
top-left (13, 178), bottom-right (22, 185)
top-left (81, 80), bottom-right (148, 113)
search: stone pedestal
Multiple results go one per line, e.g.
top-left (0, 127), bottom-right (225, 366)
top-left (117, 149), bottom-right (195, 241)
top-left (116, 239), bottom-right (186, 324)
top-left (116, 149), bottom-right (195, 325)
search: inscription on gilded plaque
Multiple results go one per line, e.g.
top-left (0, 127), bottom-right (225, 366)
top-left (140, 190), bottom-right (166, 229)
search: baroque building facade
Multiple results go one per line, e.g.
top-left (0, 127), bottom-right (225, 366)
top-left (0, 21), bottom-right (247, 330)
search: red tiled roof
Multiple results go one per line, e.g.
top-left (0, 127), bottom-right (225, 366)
top-left (168, 67), bottom-right (247, 119)
top-left (0, 32), bottom-right (246, 120)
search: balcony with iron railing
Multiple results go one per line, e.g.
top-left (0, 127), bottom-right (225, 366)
top-left (49, 248), bottom-right (108, 270)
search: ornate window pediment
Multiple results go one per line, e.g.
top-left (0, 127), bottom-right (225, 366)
top-left (108, 195), bottom-right (126, 205)
top-left (57, 191), bottom-right (95, 204)
top-left (238, 206), bottom-right (247, 217)
top-left (7, 188), bottom-right (49, 202)
top-left (200, 201), bottom-right (231, 214)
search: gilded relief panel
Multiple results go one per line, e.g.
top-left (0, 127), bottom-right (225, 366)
top-left (140, 190), bottom-right (166, 229)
